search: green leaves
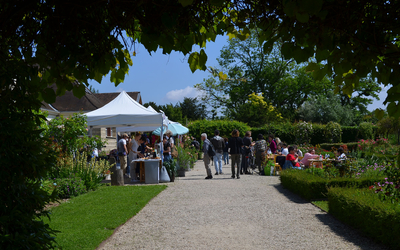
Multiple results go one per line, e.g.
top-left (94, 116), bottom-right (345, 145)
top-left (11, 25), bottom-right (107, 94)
top-left (188, 49), bottom-right (208, 73)
top-left (178, 0), bottom-right (193, 7)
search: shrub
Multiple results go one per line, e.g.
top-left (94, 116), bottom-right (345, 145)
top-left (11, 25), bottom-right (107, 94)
top-left (324, 121), bottom-right (341, 143)
top-left (1, 85), bottom-right (58, 249)
top-left (358, 122), bottom-right (375, 140)
top-left (280, 170), bottom-right (385, 201)
top-left (328, 187), bottom-right (400, 249)
top-left (319, 142), bottom-right (358, 152)
top-left (295, 121), bottom-right (313, 145)
top-left (309, 123), bottom-right (326, 145)
top-left (187, 120), bottom-right (251, 140)
top-left (54, 175), bottom-right (87, 199)
top-left (49, 152), bottom-right (111, 191)
top-left (341, 126), bottom-right (359, 142)
top-left (252, 121), bottom-right (296, 143)
top-left (280, 170), bottom-right (328, 200)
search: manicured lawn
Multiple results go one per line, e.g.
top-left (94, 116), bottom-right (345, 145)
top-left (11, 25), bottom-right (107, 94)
top-left (312, 200), bottom-right (329, 212)
top-left (43, 185), bottom-right (167, 250)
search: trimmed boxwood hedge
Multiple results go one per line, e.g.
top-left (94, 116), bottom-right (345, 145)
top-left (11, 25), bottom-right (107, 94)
top-left (280, 170), bottom-right (385, 201)
top-left (328, 187), bottom-right (400, 249)
top-left (319, 142), bottom-right (359, 151)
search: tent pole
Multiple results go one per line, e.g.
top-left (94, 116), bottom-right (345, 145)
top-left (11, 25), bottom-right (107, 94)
top-left (160, 118), bottom-right (164, 166)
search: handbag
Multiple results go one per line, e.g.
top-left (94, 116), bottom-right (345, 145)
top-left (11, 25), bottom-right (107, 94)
top-left (159, 166), bottom-right (171, 183)
top-left (171, 145), bottom-right (178, 158)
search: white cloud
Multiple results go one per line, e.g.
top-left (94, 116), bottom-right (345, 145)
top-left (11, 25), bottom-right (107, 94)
top-left (163, 86), bottom-right (203, 103)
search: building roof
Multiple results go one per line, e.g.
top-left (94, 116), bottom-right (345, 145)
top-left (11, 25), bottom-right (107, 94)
top-left (94, 92), bottom-right (142, 105)
top-left (42, 84), bottom-right (142, 113)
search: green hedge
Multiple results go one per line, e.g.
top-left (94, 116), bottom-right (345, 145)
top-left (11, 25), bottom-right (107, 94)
top-left (341, 126), bottom-right (359, 142)
top-left (319, 142), bottom-right (359, 151)
top-left (187, 120), bottom-right (251, 140)
top-left (251, 122), bottom-right (295, 143)
top-left (188, 120), bottom-right (379, 145)
top-left (280, 170), bottom-right (327, 200)
top-left (280, 170), bottom-right (384, 201)
top-left (328, 187), bottom-right (400, 249)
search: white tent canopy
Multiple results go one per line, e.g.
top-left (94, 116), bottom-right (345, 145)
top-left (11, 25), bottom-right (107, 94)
top-left (116, 106), bottom-right (168, 133)
top-left (86, 91), bottom-right (163, 130)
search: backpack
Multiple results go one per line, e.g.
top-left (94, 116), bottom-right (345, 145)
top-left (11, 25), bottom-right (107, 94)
top-left (207, 141), bottom-right (216, 157)
top-left (211, 136), bottom-right (224, 150)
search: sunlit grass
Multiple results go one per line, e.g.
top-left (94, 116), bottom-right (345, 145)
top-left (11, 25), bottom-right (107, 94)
top-left (43, 185), bottom-right (166, 250)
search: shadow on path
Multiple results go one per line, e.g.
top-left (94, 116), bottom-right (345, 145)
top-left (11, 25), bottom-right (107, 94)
top-left (272, 183), bottom-right (308, 204)
top-left (314, 213), bottom-right (388, 250)
top-left (273, 183), bottom-right (388, 250)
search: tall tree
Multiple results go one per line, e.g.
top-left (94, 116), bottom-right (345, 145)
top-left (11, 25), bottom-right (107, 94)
top-left (179, 97), bottom-right (208, 121)
top-left (297, 92), bottom-right (356, 125)
top-left (196, 31), bottom-right (333, 121)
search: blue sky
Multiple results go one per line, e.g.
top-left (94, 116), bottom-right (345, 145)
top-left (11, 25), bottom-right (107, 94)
top-left (88, 35), bottom-right (387, 112)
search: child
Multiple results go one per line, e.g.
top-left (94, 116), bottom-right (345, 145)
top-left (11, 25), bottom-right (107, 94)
top-left (286, 146), bottom-right (301, 169)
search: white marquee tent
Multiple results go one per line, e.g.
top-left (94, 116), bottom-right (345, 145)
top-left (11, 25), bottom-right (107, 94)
top-left (86, 91), bottom-right (164, 131)
top-left (116, 106), bottom-right (168, 133)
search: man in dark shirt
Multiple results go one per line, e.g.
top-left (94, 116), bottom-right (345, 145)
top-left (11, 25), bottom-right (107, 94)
top-left (241, 131), bottom-right (254, 174)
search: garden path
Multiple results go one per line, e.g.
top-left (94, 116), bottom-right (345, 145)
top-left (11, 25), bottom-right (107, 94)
top-left (98, 160), bottom-right (387, 250)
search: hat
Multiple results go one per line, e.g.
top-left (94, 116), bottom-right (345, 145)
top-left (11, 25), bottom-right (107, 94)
top-left (122, 133), bottom-right (128, 138)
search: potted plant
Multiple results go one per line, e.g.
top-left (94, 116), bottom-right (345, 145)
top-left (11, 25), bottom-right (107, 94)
top-left (263, 159), bottom-right (275, 176)
top-left (163, 159), bottom-right (177, 182)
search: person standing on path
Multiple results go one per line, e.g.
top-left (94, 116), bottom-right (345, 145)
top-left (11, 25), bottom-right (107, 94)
top-left (128, 132), bottom-right (144, 182)
top-left (241, 131), bottom-right (254, 174)
top-left (210, 129), bottom-right (225, 175)
top-left (201, 133), bottom-right (213, 179)
top-left (227, 129), bottom-right (243, 179)
top-left (223, 137), bottom-right (229, 165)
top-left (254, 134), bottom-right (268, 175)
top-left (117, 133), bottom-right (129, 175)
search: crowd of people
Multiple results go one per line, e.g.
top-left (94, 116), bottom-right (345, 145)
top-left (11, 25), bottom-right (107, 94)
top-left (200, 129), bottom-right (348, 180)
top-left (115, 129), bottom-right (348, 182)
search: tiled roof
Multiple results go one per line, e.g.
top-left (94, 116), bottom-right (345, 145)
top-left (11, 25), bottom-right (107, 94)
top-left (42, 84), bottom-right (142, 112)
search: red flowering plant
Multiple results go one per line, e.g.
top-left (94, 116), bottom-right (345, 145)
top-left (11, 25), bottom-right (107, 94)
top-left (369, 164), bottom-right (400, 204)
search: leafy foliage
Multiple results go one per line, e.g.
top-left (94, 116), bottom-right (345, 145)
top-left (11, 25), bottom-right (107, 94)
top-left (231, 93), bottom-right (283, 127)
top-left (298, 92), bottom-right (356, 125)
top-left (50, 152), bottom-right (112, 192)
top-left (53, 175), bottom-right (87, 199)
top-left (0, 82), bottom-right (58, 249)
top-left (324, 121), bottom-right (342, 143)
top-left (187, 120), bottom-right (251, 140)
top-left (358, 122), bottom-right (375, 140)
top-left (328, 187), bottom-right (400, 249)
top-left (43, 114), bottom-right (105, 154)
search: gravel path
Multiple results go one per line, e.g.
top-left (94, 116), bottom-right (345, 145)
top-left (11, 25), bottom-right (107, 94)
top-left (98, 160), bottom-right (387, 250)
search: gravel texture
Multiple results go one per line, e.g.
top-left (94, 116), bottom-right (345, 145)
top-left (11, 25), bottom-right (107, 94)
top-left (97, 160), bottom-right (387, 250)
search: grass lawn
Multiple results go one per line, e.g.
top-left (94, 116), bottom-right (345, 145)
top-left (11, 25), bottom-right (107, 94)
top-left (43, 185), bottom-right (167, 250)
top-left (311, 200), bottom-right (329, 212)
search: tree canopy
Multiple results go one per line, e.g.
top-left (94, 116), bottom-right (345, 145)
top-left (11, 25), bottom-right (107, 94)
top-left (196, 30), bottom-right (380, 124)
